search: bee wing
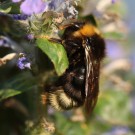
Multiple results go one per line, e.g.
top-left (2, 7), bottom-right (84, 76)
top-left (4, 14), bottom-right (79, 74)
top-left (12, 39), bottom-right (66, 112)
top-left (84, 42), bottom-right (100, 114)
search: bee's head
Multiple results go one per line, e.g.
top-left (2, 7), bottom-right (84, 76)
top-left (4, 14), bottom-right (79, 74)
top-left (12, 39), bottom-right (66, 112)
top-left (61, 22), bottom-right (85, 39)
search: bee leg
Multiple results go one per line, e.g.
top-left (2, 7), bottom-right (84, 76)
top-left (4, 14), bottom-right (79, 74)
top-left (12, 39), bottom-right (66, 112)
top-left (48, 38), bottom-right (62, 44)
top-left (58, 23), bottom-right (74, 30)
top-left (41, 93), bottom-right (47, 105)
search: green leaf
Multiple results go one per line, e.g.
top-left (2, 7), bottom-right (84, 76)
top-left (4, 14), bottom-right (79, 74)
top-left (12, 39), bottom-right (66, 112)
top-left (54, 113), bottom-right (87, 135)
top-left (94, 90), bottom-right (132, 125)
top-left (0, 89), bottom-right (21, 101)
top-left (0, 72), bottom-right (37, 101)
top-left (79, 14), bottom-right (97, 26)
top-left (0, 15), bottom-right (27, 37)
top-left (36, 38), bottom-right (69, 76)
top-left (0, 1), bottom-right (20, 14)
top-left (0, 7), bottom-right (12, 13)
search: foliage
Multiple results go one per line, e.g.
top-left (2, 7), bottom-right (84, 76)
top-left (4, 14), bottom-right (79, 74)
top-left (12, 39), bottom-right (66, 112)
top-left (0, 0), bottom-right (134, 135)
top-left (36, 38), bottom-right (69, 76)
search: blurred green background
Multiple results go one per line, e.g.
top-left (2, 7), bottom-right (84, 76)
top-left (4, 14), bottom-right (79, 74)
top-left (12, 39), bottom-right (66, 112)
top-left (0, 0), bottom-right (135, 135)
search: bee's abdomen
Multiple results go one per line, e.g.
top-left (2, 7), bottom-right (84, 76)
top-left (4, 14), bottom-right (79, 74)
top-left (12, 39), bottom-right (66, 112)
top-left (47, 66), bottom-right (86, 110)
top-left (48, 89), bottom-right (80, 110)
top-left (63, 66), bottom-right (86, 101)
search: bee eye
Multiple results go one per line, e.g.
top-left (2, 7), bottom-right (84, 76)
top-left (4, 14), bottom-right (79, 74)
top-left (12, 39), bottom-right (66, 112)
top-left (73, 22), bottom-right (84, 29)
top-left (74, 24), bottom-right (80, 28)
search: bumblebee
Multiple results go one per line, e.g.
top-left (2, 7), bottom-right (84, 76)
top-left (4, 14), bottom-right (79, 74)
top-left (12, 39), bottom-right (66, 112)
top-left (45, 21), bottom-right (105, 114)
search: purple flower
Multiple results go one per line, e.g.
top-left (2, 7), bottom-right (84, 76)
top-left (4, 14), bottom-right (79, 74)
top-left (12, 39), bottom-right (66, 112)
top-left (0, 38), bottom-right (10, 48)
top-left (12, 0), bottom-right (21, 2)
top-left (112, 0), bottom-right (116, 4)
top-left (17, 56), bottom-right (31, 69)
top-left (20, 0), bottom-right (48, 15)
top-left (106, 40), bottom-right (125, 60)
top-left (27, 34), bottom-right (34, 40)
top-left (12, 14), bottom-right (29, 20)
top-left (103, 127), bottom-right (132, 135)
top-left (48, 0), bottom-right (63, 10)
top-left (0, 39), bottom-right (4, 46)
top-left (132, 98), bottom-right (135, 115)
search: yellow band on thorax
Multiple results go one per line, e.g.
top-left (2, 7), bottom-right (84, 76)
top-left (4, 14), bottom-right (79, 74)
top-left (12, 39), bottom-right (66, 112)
top-left (73, 24), bottom-right (100, 37)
